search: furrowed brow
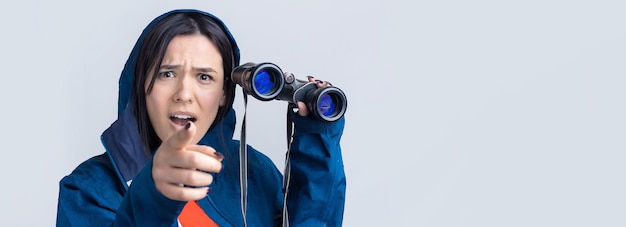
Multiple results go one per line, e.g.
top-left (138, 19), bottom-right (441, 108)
top-left (193, 67), bottom-right (217, 73)
top-left (160, 65), bottom-right (180, 70)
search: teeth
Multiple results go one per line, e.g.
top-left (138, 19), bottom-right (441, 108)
top-left (172, 114), bottom-right (193, 119)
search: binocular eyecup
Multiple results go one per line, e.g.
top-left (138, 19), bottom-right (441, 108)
top-left (231, 62), bottom-right (347, 122)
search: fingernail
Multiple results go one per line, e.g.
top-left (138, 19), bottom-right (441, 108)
top-left (315, 79), bottom-right (323, 84)
top-left (207, 187), bottom-right (212, 194)
top-left (185, 122), bottom-right (191, 130)
top-left (306, 75), bottom-right (314, 79)
top-left (214, 151), bottom-right (224, 160)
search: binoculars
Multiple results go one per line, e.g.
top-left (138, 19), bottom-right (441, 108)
top-left (231, 62), bottom-right (347, 122)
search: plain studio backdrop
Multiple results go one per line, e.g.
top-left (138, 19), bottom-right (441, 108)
top-left (1, 0), bottom-right (624, 226)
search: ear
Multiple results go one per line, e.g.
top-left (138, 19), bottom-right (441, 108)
top-left (219, 93), bottom-right (226, 106)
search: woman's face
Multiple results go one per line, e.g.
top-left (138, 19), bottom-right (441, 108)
top-left (146, 34), bottom-right (225, 144)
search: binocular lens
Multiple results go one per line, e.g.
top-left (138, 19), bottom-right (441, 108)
top-left (253, 70), bottom-right (275, 95)
top-left (240, 63), bottom-right (284, 101)
top-left (309, 87), bottom-right (346, 122)
top-left (318, 93), bottom-right (336, 117)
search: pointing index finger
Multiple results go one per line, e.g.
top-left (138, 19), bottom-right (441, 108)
top-left (167, 122), bottom-right (196, 150)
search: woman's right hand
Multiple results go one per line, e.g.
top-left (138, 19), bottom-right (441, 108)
top-left (152, 122), bottom-right (224, 201)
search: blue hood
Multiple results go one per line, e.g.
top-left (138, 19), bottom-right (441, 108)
top-left (117, 9), bottom-right (240, 116)
top-left (102, 9), bottom-right (241, 188)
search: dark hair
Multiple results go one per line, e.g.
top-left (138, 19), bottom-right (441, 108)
top-left (133, 12), bottom-right (236, 153)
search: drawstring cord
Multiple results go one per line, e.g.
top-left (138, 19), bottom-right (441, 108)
top-left (239, 90), bottom-right (249, 227)
top-left (282, 103), bottom-right (297, 227)
top-left (238, 90), bottom-right (295, 227)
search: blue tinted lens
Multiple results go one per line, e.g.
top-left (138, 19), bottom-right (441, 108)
top-left (254, 70), bottom-right (274, 95)
top-left (318, 94), bottom-right (336, 117)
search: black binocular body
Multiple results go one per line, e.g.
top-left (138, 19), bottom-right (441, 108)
top-left (231, 62), bottom-right (347, 122)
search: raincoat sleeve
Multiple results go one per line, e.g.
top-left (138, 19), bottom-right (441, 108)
top-left (286, 113), bottom-right (346, 226)
top-left (113, 158), bottom-right (186, 226)
top-left (57, 156), bottom-right (122, 227)
top-left (57, 155), bottom-right (185, 227)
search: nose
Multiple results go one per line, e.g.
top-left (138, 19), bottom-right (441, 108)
top-left (173, 77), bottom-right (194, 103)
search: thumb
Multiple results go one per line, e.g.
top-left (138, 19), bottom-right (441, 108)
top-left (297, 101), bottom-right (309, 117)
top-left (166, 121), bottom-right (196, 150)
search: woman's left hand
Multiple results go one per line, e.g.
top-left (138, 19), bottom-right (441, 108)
top-left (297, 76), bottom-right (332, 117)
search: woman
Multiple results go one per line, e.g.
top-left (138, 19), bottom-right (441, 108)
top-left (56, 9), bottom-right (346, 226)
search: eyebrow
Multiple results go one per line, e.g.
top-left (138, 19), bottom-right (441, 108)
top-left (160, 65), bottom-right (217, 73)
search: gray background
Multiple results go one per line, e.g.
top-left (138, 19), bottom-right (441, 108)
top-left (1, 0), bottom-right (624, 226)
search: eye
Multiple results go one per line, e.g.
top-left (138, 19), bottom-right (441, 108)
top-left (198, 74), bottom-right (213, 82)
top-left (158, 71), bottom-right (175, 79)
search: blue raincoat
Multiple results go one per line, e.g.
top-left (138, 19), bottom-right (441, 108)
top-left (56, 9), bottom-right (346, 227)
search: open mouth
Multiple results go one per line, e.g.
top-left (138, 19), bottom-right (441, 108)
top-left (169, 114), bottom-right (197, 126)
